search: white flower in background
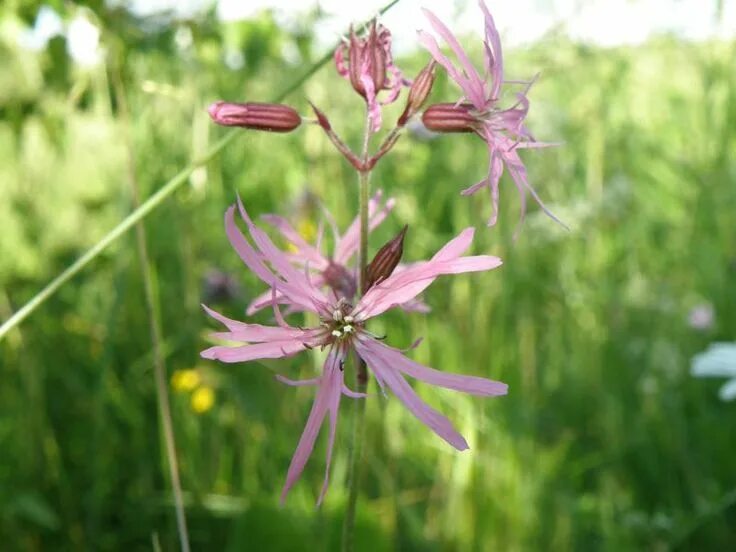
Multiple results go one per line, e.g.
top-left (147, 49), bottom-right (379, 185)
top-left (691, 343), bottom-right (736, 401)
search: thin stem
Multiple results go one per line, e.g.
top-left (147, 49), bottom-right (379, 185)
top-left (112, 61), bottom-right (190, 551)
top-left (341, 113), bottom-right (372, 552)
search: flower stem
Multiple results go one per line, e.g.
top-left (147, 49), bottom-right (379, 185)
top-left (112, 61), bottom-right (190, 552)
top-left (342, 112), bottom-right (372, 550)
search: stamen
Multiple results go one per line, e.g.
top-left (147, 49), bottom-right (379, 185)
top-left (344, 315), bottom-right (354, 323)
top-left (343, 325), bottom-right (354, 334)
top-left (331, 329), bottom-right (342, 338)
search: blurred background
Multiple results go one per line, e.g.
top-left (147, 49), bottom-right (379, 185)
top-left (1, 0), bottom-right (735, 549)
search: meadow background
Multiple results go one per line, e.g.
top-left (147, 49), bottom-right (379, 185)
top-left (1, 0), bottom-right (735, 550)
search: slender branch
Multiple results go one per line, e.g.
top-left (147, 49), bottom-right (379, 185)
top-left (366, 126), bottom-right (403, 171)
top-left (112, 61), bottom-right (190, 552)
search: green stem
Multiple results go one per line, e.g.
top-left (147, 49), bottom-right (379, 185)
top-left (112, 61), bottom-right (191, 551)
top-left (341, 108), bottom-right (372, 550)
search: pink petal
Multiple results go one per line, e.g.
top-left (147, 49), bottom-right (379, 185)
top-left (361, 339), bottom-right (507, 396)
top-left (276, 374), bottom-right (321, 387)
top-left (478, 0), bottom-right (504, 100)
top-left (341, 384), bottom-right (368, 399)
top-left (202, 304), bottom-right (314, 342)
top-left (334, 191), bottom-right (395, 265)
top-left (355, 337), bottom-right (468, 450)
top-left (246, 273), bottom-right (327, 316)
top-left (360, 63), bottom-right (383, 133)
top-left (419, 10), bottom-right (486, 108)
top-left (237, 197), bottom-right (330, 309)
top-left (280, 347), bottom-right (345, 505)
top-left (201, 339), bottom-right (308, 363)
top-left (502, 145), bottom-right (567, 229)
top-left (354, 229), bottom-right (502, 320)
top-left (245, 288), bottom-right (291, 316)
top-left (431, 227), bottom-right (475, 262)
top-left (261, 214), bottom-right (328, 268)
top-left (225, 205), bottom-right (325, 315)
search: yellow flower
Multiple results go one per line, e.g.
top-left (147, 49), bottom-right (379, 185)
top-left (286, 218), bottom-right (318, 253)
top-left (191, 386), bottom-right (215, 413)
top-left (171, 369), bottom-right (200, 392)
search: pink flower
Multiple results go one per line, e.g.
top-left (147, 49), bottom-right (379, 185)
top-left (201, 198), bottom-right (508, 504)
top-left (418, 1), bottom-right (562, 228)
top-left (246, 191), bottom-right (428, 316)
top-left (335, 21), bottom-right (408, 132)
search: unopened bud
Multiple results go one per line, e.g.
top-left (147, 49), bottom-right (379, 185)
top-left (323, 262), bottom-right (357, 300)
top-left (398, 61), bottom-right (436, 127)
top-left (309, 102), bottom-right (332, 131)
top-left (207, 101), bottom-right (302, 132)
top-left (421, 103), bottom-right (477, 133)
top-left (366, 225), bottom-right (408, 290)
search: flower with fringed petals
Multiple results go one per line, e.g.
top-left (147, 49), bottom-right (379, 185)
top-left (200, 198), bottom-right (508, 504)
top-left (246, 190), bottom-right (428, 316)
top-left (418, 1), bottom-right (564, 229)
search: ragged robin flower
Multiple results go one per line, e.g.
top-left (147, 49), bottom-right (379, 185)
top-left (200, 198), bottom-right (508, 504)
top-left (419, 1), bottom-right (563, 228)
top-left (246, 190), bottom-right (427, 316)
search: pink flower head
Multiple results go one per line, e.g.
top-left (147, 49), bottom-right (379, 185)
top-left (418, 1), bottom-right (563, 228)
top-left (246, 190), bottom-right (428, 316)
top-left (335, 20), bottom-right (408, 132)
top-left (201, 198), bottom-right (508, 504)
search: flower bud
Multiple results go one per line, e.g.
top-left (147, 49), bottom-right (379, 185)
top-left (308, 101), bottom-right (332, 131)
top-left (366, 225), bottom-right (407, 290)
top-left (323, 262), bottom-right (357, 300)
top-left (207, 101), bottom-right (302, 132)
top-left (421, 103), bottom-right (477, 133)
top-left (335, 21), bottom-right (397, 99)
top-left (398, 61), bottom-right (436, 127)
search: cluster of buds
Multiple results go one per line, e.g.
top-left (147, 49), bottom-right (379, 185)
top-left (335, 22), bottom-right (399, 104)
top-left (207, 18), bottom-right (437, 174)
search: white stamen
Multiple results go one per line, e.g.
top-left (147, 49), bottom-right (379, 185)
top-left (331, 329), bottom-right (342, 338)
top-left (343, 325), bottom-right (354, 334)
top-left (344, 315), bottom-right (354, 323)
top-left (332, 310), bottom-right (343, 321)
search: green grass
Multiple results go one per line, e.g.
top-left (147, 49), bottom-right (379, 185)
top-left (1, 5), bottom-right (735, 551)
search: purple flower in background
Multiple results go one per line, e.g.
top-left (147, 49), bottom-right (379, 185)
top-left (246, 190), bottom-right (428, 316)
top-left (687, 303), bottom-right (714, 331)
top-left (418, 1), bottom-right (562, 228)
top-left (201, 199), bottom-right (507, 504)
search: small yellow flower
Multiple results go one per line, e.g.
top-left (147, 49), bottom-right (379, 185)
top-left (286, 218), bottom-right (318, 253)
top-left (171, 369), bottom-right (200, 392)
top-left (191, 386), bottom-right (215, 413)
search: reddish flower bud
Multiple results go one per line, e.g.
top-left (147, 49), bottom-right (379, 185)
top-left (421, 103), bottom-right (477, 133)
top-left (366, 225), bottom-right (408, 291)
top-left (323, 261), bottom-right (357, 300)
top-left (207, 101), bottom-right (302, 132)
top-left (308, 101), bottom-right (332, 131)
top-left (335, 21), bottom-right (405, 100)
top-left (398, 61), bottom-right (436, 127)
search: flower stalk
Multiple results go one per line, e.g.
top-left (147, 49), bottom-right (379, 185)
top-left (341, 109), bottom-right (373, 551)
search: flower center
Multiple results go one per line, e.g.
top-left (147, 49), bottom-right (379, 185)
top-left (323, 298), bottom-right (362, 341)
